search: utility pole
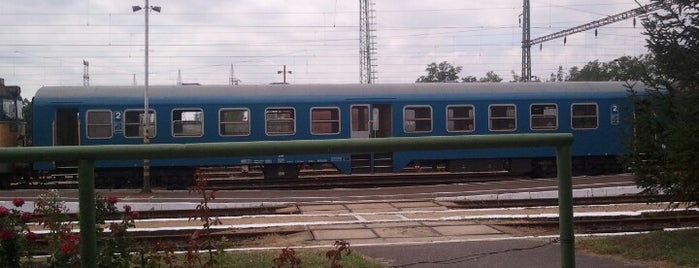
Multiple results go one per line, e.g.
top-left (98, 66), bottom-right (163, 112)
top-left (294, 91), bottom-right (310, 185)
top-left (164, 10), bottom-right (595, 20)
top-left (177, 69), bottom-right (182, 85)
top-left (230, 64), bottom-right (241, 85)
top-left (277, 65), bottom-right (292, 84)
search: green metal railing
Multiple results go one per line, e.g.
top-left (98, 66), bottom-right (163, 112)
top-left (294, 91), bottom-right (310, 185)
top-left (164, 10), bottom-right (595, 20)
top-left (0, 133), bottom-right (576, 268)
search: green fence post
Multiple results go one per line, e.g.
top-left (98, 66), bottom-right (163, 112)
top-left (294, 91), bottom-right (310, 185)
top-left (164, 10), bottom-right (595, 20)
top-left (556, 144), bottom-right (575, 268)
top-left (78, 160), bottom-right (97, 268)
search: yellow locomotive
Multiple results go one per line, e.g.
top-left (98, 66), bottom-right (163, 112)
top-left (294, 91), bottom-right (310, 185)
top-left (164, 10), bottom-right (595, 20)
top-left (0, 78), bottom-right (26, 188)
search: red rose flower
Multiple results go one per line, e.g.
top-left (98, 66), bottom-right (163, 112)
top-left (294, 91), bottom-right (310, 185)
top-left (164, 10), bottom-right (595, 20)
top-left (131, 211), bottom-right (140, 218)
top-left (0, 206), bottom-right (9, 217)
top-left (67, 234), bottom-right (80, 242)
top-left (12, 198), bottom-right (25, 207)
top-left (60, 234), bottom-right (80, 255)
top-left (25, 232), bottom-right (38, 241)
top-left (107, 196), bottom-right (118, 205)
top-left (123, 205), bottom-right (132, 212)
top-left (20, 212), bottom-right (32, 222)
top-left (61, 242), bottom-right (75, 255)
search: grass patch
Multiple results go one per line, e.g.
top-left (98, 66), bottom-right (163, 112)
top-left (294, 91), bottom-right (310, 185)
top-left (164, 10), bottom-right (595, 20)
top-left (216, 249), bottom-right (386, 268)
top-left (579, 229), bottom-right (699, 267)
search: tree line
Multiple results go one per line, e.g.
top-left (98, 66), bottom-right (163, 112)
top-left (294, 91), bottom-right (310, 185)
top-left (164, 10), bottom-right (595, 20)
top-left (415, 55), bottom-right (652, 84)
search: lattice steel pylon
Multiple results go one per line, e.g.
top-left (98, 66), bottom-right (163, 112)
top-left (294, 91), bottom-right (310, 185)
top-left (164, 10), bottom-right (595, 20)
top-left (521, 0), bottom-right (531, 82)
top-left (82, 60), bottom-right (90, 87)
top-left (359, 0), bottom-right (377, 84)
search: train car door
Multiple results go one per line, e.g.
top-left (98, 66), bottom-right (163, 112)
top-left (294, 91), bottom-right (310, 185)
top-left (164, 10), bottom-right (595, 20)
top-left (351, 104), bottom-right (392, 138)
top-left (373, 104), bottom-right (392, 138)
top-left (54, 108), bottom-right (79, 146)
top-left (350, 104), bottom-right (393, 173)
top-left (351, 105), bottom-right (371, 138)
top-left (53, 108), bottom-right (80, 169)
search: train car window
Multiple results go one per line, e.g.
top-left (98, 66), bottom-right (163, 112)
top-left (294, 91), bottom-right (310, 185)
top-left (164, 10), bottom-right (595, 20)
top-left (16, 99), bottom-right (24, 120)
top-left (311, 107), bottom-right (340, 135)
top-left (351, 106), bottom-right (369, 132)
top-left (172, 109), bottom-right (203, 137)
top-left (447, 105), bottom-right (475, 132)
top-left (266, 108), bottom-right (295, 136)
top-left (530, 104), bottom-right (558, 130)
top-left (219, 108), bottom-right (250, 136)
top-left (1, 99), bottom-right (18, 120)
top-left (124, 110), bottom-right (156, 138)
top-left (86, 110), bottom-right (113, 139)
top-left (571, 103), bottom-right (598, 129)
top-left (489, 105), bottom-right (516, 131)
top-left (404, 106), bottom-right (432, 133)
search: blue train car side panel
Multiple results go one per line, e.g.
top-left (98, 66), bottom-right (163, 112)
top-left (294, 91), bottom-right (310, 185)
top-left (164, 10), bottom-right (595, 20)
top-left (32, 82), bottom-right (639, 183)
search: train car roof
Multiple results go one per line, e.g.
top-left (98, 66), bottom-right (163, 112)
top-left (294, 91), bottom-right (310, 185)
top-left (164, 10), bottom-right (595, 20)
top-left (34, 81), bottom-right (643, 105)
top-left (0, 85), bottom-right (21, 98)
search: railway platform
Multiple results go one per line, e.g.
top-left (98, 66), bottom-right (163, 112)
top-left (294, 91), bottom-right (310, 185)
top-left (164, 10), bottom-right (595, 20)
top-left (118, 198), bottom-right (658, 267)
top-left (0, 180), bottom-right (680, 267)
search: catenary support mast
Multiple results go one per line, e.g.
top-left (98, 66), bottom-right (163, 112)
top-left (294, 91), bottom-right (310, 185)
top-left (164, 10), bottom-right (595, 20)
top-left (521, 1), bottom-right (662, 81)
top-left (359, 0), bottom-right (377, 84)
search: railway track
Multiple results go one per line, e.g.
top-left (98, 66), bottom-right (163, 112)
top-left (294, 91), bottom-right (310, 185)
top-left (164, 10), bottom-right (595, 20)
top-left (492, 210), bottom-right (699, 234)
top-left (201, 172), bottom-right (522, 190)
top-left (10, 170), bottom-right (525, 190)
top-left (444, 195), bottom-right (669, 209)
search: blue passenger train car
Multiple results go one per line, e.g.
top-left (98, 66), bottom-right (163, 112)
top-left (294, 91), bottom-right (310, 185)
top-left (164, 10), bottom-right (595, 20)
top-left (32, 82), bottom-right (635, 187)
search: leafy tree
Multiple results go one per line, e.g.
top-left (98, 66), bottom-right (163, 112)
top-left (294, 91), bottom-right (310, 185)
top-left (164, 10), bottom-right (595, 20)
top-left (567, 60), bottom-right (611, 81)
top-left (461, 71), bottom-right (503, 83)
top-left (562, 56), bottom-right (652, 82)
top-left (624, 0), bottom-right (699, 207)
top-left (547, 66), bottom-right (568, 82)
top-left (510, 70), bottom-right (522, 82)
top-left (509, 70), bottom-right (540, 82)
top-left (416, 61), bottom-right (462, 82)
top-left (478, 71), bottom-right (503, 83)
top-left (461, 76), bottom-right (477, 83)
top-left (22, 98), bottom-right (31, 145)
top-left (606, 55), bottom-right (652, 81)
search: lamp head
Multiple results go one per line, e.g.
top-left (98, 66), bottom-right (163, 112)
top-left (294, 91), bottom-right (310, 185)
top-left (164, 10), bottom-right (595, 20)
top-left (151, 6), bottom-right (161, 12)
top-left (132, 6), bottom-right (142, 12)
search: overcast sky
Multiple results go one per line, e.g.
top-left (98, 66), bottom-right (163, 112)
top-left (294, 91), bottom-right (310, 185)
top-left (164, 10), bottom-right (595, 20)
top-left (1, 0), bottom-right (652, 99)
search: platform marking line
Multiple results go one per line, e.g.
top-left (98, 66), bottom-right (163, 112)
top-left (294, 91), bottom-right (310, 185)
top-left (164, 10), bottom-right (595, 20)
top-left (29, 207), bottom-right (696, 235)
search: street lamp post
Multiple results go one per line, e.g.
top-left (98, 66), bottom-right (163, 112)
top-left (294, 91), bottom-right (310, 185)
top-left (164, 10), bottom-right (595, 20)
top-left (133, 0), bottom-right (160, 193)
